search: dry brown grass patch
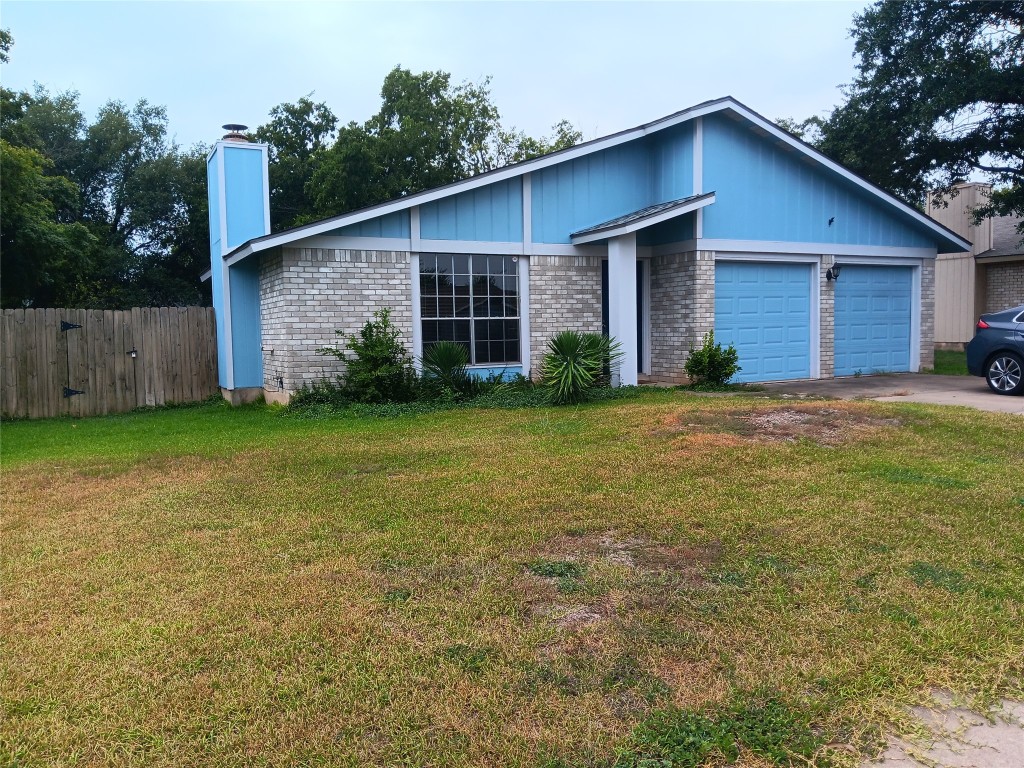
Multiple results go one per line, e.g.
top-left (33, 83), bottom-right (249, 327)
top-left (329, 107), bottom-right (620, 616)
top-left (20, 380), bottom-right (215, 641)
top-left (662, 403), bottom-right (903, 446)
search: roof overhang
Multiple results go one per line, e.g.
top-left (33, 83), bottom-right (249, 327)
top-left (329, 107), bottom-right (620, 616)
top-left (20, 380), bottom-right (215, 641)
top-left (570, 193), bottom-right (715, 245)
top-left (217, 96), bottom-right (971, 265)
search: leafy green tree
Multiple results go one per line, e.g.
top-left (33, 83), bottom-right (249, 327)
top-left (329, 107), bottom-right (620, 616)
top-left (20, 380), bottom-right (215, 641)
top-left (309, 66), bottom-right (582, 218)
top-left (253, 96), bottom-right (337, 231)
top-left (817, 0), bottom-right (1024, 228)
top-left (0, 140), bottom-right (95, 306)
top-left (1, 66), bottom-right (210, 307)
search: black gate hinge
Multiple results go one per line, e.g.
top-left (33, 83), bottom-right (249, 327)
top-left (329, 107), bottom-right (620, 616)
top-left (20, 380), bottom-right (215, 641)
top-left (63, 387), bottom-right (85, 398)
top-left (61, 321), bottom-right (82, 331)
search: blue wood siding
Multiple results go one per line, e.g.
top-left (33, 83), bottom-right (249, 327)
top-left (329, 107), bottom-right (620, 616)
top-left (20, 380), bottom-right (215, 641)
top-left (637, 213), bottom-right (696, 246)
top-left (702, 114), bottom-right (934, 248)
top-left (207, 155), bottom-right (229, 387)
top-left (648, 124), bottom-right (694, 203)
top-left (532, 143), bottom-right (651, 244)
top-left (223, 146), bottom-right (267, 250)
top-left (715, 261), bottom-right (812, 382)
top-left (420, 177), bottom-right (522, 242)
top-left (228, 258), bottom-right (264, 388)
top-left (835, 266), bottom-right (913, 375)
top-left (329, 210), bottom-right (410, 239)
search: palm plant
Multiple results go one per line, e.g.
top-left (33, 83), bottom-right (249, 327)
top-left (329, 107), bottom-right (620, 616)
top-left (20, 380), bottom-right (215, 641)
top-left (421, 340), bottom-right (472, 397)
top-left (541, 331), bottom-right (623, 404)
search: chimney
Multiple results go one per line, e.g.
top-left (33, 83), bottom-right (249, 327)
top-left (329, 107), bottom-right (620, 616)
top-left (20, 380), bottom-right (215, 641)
top-left (206, 124), bottom-right (270, 396)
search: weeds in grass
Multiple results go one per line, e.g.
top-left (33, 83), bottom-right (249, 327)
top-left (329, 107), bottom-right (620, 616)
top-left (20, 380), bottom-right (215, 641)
top-left (615, 693), bottom-right (826, 767)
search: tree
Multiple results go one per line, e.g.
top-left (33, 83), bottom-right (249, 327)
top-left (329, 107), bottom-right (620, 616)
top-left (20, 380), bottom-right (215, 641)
top-left (0, 81), bottom-right (210, 307)
top-left (817, 1), bottom-right (1024, 230)
top-left (0, 140), bottom-right (95, 306)
top-left (308, 66), bottom-right (582, 218)
top-left (253, 97), bottom-right (337, 231)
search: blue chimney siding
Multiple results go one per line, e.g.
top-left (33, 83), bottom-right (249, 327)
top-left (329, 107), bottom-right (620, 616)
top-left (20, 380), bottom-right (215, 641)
top-left (223, 146), bottom-right (270, 250)
top-left (207, 140), bottom-right (269, 391)
top-left (228, 259), bottom-right (264, 388)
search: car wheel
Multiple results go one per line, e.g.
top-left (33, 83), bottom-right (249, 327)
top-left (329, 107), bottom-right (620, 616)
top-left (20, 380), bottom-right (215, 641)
top-left (985, 352), bottom-right (1024, 395)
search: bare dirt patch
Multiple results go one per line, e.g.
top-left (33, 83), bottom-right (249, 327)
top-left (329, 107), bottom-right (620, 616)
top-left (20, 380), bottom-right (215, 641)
top-left (521, 532), bottom-right (721, 628)
top-left (664, 404), bottom-right (902, 446)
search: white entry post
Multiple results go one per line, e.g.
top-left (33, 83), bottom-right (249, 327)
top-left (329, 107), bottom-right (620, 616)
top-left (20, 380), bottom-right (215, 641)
top-left (607, 232), bottom-right (638, 386)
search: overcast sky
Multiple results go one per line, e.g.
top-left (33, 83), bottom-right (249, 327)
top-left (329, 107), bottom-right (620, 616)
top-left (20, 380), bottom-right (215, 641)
top-left (2, 1), bottom-right (868, 149)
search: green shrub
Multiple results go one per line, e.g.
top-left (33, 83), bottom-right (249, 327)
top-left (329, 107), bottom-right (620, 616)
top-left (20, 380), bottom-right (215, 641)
top-left (318, 308), bottom-right (417, 404)
top-left (684, 331), bottom-right (740, 386)
top-left (541, 331), bottom-right (624, 405)
top-left (420, 341), bottom-right (472, 400)
top-left (288, 379), bottom-right (350, 410)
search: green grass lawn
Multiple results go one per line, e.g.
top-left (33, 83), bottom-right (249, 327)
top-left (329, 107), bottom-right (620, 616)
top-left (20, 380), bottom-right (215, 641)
top-left (929, 349), bottom-right (969, 375)
top-left (2, 393), bottom-right (1023, 767)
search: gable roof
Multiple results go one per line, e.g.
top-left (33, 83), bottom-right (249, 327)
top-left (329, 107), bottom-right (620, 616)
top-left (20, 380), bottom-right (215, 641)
top-left (216, 96), bottom-right (971, 270)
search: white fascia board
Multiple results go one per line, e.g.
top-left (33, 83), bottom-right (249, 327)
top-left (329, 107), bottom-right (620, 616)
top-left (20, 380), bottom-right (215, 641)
top-left (200, 268), bottom-right (213, 282)
top-left (722, 103), bottom-right (972, 252)
top-left (570, 194), bottom-right (715, 245)
top-left (222, 95), bottom-right (969, 264)
top-left (700, 239), bottom-right (938, 260)
top-left (223, 100), bottom-right (735, 262)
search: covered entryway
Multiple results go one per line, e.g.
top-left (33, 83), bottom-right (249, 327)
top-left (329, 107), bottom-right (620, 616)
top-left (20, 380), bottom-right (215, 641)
top-left (715, 261), bottom-right (812, 383)
top-left (834, 265), bottom-right (913, 376)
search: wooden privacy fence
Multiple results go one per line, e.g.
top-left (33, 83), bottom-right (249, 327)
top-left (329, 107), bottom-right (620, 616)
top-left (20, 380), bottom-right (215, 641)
top-left (1, 307), bottom-right (218, 419)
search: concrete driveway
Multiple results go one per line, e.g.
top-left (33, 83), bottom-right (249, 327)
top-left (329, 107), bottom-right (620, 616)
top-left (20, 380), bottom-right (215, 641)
top-left (762, 374), bottom-right (1024, 415)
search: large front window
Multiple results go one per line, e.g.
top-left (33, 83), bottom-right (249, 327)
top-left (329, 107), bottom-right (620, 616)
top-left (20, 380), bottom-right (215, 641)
top-left (420, 254), bottom-right (520, 365)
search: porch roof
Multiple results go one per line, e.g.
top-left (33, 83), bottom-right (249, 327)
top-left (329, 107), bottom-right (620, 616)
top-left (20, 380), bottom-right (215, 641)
top-left (569, 192), bottom-right (716, 245)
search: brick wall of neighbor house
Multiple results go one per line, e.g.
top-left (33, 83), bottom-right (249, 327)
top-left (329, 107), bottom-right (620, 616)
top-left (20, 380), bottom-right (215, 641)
top-left (984, 262), bottom-right (1024, 313)
top-left (819, 255), bottom-right (835, 378)
top-left (259, 247), bottom-right (413, 392)
top-left (528, 254), bottom-right (603, 375)
top-left (647, 251), bottom-right (715, 383)
top-left (920, 259), bottom-right (936, 371)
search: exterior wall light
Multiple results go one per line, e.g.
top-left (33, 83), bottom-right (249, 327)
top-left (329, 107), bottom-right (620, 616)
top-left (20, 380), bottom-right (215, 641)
top-left (826, 265), bottom-right (842, 282)
top-left (128, 347), bottom-right (138, 359)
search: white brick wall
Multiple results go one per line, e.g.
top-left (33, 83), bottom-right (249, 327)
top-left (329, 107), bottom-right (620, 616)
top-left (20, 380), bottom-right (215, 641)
top-left (527, 254), bottom-right (603, 375)
top-left (259, 247), bottom-right (412, 392)
top-left (984, 261), bottom-right (1024, 313)
top-left (648, 250), bottom-right (715, 383)
top-left (920, 260), bottom-right (935, 371)
top-left (820, 255), bottom-right (835, 378)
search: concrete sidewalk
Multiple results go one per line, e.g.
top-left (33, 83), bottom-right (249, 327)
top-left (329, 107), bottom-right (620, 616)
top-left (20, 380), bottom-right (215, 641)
top-left (762, 374), bottom-right (1024, 415)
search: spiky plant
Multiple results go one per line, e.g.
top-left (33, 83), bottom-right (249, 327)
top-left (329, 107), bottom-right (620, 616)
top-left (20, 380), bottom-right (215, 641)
top-left (541, 331), bottom-right (623, 405)
top-left (421, 340), bottom-right (472, 398)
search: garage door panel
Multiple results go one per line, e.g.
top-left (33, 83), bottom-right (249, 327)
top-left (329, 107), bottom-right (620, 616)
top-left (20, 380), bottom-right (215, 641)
top-left (715, 262), bottom-right (812, 383)
top-left (835, 265), bottom-right (913, 376)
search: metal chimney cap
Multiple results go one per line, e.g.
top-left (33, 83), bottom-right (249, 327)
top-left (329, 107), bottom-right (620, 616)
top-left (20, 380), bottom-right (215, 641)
top-left (221, 123), bottom-right (250, 142)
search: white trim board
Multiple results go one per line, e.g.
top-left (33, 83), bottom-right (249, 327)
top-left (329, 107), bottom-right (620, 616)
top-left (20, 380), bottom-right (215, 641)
top-left (219, 96), bottom-right (969, 265)
top-left (700, 239), bottom-right (938, 260)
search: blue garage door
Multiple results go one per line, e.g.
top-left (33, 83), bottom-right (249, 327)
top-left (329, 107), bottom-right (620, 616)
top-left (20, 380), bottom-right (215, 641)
top-left (715, 262), bottom-right (812, 383)
top-left (835, 265), bottom-right (912, 376)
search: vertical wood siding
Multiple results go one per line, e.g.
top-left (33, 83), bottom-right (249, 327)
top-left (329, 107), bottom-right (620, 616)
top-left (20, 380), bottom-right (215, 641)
top-left (1, 307), bottom-right (218, 419)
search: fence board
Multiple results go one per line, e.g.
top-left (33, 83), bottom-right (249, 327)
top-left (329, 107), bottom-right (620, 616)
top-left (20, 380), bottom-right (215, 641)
top-left (1, 307), bottom-right (218, 419)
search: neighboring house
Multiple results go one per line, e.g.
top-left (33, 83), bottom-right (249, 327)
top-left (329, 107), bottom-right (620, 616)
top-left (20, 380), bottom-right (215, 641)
top-left (202, 97), bottom-right (969, 404)
top-left (926, 183), bottom-right (1024, 348)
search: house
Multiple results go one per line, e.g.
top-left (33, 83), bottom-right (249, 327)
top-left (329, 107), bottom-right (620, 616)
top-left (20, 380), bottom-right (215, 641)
top-left (925, 183), bottom-right (1024, 348)
top-left (201, 97), bottom-right (969, 404)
